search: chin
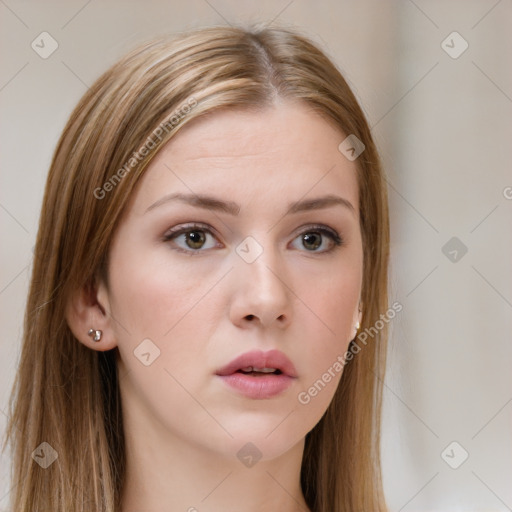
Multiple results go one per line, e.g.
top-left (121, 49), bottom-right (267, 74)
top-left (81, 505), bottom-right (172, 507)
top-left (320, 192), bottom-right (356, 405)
top-left (201, 418), bottom-right (307, 464)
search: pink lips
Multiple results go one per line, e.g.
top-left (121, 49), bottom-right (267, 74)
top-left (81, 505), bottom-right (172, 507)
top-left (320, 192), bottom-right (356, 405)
top-left (215, 349), bottom-right (297, 399)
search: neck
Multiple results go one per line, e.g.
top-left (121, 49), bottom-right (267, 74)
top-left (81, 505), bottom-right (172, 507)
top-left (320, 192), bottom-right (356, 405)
top-left (118, 379), bottom-right (311, 512)
top-left (119, 425), bottom-right (311, 512)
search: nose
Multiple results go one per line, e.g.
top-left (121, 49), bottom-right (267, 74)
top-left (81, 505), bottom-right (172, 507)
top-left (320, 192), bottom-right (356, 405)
top-left (229, 246), bottom-right (292, 330)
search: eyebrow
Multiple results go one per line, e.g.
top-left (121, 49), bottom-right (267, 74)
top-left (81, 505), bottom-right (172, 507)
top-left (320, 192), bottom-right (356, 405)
top-left (144, 192), bottom-right (356, 216)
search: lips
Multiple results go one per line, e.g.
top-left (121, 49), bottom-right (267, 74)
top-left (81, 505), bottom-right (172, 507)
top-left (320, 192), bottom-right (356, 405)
top-left (215, 349), bottom-right (297, 399)
top-left (215, 349), bottom-right (298, 378)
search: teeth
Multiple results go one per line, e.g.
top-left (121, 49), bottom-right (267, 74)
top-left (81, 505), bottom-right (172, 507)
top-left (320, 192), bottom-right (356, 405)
top-left (240, 366), bottom-right (277, 373)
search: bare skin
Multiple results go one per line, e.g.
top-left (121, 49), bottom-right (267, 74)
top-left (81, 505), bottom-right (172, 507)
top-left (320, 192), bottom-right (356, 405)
top-left (67, 100), bottom-right (363, 511)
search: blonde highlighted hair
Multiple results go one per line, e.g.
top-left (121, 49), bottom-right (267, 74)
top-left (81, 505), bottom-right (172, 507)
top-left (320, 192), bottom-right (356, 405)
top-left (4, 25), bottom-right (389, 511)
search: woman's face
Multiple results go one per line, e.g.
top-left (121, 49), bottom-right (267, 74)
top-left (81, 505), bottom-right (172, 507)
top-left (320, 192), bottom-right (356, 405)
top-left (102, 101), bottom-right (363, 461)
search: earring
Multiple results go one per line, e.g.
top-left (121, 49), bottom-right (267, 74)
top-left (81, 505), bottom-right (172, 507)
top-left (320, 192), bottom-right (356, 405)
top-left (355, 321), bottom-right (361, 331)
top-left (87, 328), bottom-right (102, 342)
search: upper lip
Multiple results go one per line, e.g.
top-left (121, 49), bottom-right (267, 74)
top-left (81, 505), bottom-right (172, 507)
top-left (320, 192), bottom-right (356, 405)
top-left (216, 349), bottom-right (298, 378)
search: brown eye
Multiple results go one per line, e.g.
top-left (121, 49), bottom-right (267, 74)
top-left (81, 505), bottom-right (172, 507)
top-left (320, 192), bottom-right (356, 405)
top-left (163, 224), bottom-right (219, 253)
top-left (290, 225), bottom-right (343, 253)
top-left (184, 230), bottom-right (206, 249)
top-left (302, 232), bottom-right (322, 251)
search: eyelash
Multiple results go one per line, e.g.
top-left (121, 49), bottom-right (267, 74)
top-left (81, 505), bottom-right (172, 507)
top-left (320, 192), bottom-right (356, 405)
top-left (162, 222), bottom-right (343, 255)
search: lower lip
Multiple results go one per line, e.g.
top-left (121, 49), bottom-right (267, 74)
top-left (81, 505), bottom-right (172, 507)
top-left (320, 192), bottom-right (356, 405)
top-left (217, 372), bottom-right (295, 399)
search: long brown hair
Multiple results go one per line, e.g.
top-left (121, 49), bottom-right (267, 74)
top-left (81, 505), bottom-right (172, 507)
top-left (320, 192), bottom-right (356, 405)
top-left (3, 25), bottom-right (389, 511)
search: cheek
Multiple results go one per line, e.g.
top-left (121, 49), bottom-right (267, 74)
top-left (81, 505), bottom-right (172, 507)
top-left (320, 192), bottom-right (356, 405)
top-left (109, 252), bottom-right (222, 428)
top-left (292, 260), bottom-right (361, 402)
top-left (295, 261), bottom-right (361, 340)
top-left (107, 249), bottom-right (216, 342)
top-left (107, 248), bottom-right (224, 401)
top-left (107, 234), bottom-right (362, 455)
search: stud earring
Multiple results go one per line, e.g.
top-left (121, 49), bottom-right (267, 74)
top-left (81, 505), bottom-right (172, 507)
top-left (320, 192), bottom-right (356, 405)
top-left (355, 321), bottom-right (361, 331)
top-left (87, 328), bottom-right (102, 342)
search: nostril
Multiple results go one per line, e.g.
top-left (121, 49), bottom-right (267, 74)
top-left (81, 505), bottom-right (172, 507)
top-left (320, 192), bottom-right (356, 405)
top-left (245, 314), bottom-right (255, 321)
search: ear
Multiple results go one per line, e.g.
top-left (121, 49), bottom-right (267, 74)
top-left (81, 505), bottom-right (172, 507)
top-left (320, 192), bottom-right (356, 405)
top-left (352, 301), bottom-right (363, 337)
top-left (65, 274), bottom-right (118, 352)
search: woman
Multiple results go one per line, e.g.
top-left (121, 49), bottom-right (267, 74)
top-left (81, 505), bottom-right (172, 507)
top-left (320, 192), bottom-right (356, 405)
top-left (4, 25), bottom-right (390, 511)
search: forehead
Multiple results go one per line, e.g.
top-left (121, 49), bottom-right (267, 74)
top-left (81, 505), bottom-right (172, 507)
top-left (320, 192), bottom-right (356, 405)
top-left (130, 101), bottom-right (359, 214)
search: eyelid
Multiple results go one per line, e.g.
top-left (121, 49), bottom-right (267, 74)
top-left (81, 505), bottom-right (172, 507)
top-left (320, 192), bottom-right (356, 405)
top-left (162, 222), bottom-right (217, 239)
top-left (162, 222), bottom-right (343, 253)
top-left (290, 223), bottom-right (343, 252)
top-left (293, 223), bottom-right (342, 245)
top-left (162, 222), bottom-right (222, 253)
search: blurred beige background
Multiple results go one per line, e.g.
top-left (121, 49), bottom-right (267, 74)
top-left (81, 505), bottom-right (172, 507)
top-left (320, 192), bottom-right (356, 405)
top-left (1, 1), bottom-right (511, 510)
